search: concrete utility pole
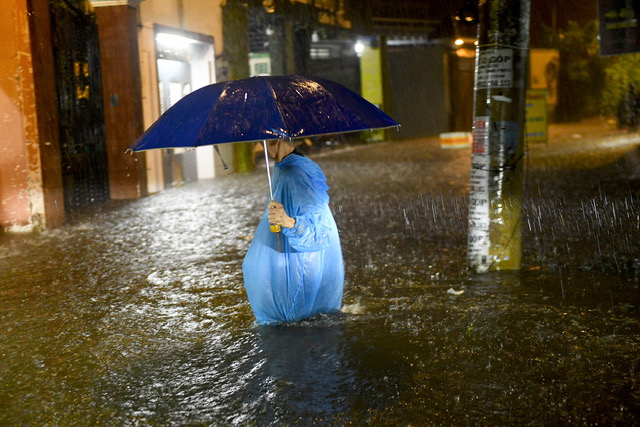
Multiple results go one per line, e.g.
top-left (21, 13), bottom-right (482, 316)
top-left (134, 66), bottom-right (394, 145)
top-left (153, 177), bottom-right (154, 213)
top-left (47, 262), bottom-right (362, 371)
top-left (467, 0), bottom-right (531, 273)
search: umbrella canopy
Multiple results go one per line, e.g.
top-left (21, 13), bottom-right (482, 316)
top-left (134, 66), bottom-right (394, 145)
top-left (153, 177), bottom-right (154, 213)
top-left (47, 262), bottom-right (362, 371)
top-left (129, 75), bottom-right (398, 151)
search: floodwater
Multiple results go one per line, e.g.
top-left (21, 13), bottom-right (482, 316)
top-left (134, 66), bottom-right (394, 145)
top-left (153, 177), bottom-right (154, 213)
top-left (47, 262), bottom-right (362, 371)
top-left (1, 127), bottom-right (639, 424)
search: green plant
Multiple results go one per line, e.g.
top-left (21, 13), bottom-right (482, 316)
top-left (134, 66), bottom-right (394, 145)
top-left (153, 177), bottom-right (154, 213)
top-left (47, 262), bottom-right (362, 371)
top-left (555, 20), bottom-right (608, 121)
top-left (601, 52), bottom-right (640, 116)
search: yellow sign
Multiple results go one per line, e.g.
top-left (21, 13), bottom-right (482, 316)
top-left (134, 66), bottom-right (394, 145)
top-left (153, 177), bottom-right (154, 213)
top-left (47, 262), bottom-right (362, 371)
top-left (360, 42), bottom-right (384, 142)
top-left (529, 49), bottom-right (559, 108)
top-left (525, 89), bottom-right (548, 144)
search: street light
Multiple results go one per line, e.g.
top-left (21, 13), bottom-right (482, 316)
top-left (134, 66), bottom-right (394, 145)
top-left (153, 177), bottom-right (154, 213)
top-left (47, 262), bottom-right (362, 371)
top-left (455, 0), bottom-right (479, 25)
top-left (354, 40), bottom-right (364, 57)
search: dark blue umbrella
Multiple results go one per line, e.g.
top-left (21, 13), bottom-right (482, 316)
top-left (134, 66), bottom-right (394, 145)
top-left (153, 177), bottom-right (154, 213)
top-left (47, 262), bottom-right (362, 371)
top-left (129, 74), bottom-right (398, 202)
top-left (129, 75), bottom-right (399, 151)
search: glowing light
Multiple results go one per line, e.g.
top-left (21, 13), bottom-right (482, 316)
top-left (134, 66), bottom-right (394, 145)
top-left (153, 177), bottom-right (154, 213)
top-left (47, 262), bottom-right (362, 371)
top-left (156, 32), bottom-right (199, 51)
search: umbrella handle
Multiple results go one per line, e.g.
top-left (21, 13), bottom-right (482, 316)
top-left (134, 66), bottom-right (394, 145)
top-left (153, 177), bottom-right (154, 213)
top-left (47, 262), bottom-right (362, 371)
top-left (263, 140), bottom-right (282, 233)
top-left (270, 223), bottom-right (282, 233)
top-left (263, 140), bottom-right (274, 199)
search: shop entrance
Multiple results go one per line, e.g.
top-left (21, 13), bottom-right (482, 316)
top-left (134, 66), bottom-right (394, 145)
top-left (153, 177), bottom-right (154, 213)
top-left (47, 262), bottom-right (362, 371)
top-left (154, 25), bottom-right (216, 187)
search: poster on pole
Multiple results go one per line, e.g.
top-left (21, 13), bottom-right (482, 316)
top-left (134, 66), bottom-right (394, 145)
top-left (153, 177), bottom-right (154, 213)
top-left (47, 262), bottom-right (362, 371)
top-left (468, 116), bottom-right (491, 269)
top-left (476, 49), bottom-right (513, 89)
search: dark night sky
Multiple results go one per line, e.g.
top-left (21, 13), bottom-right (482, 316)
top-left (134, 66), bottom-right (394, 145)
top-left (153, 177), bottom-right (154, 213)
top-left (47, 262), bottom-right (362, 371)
top-left (359, 0), bottom-right (600, 45)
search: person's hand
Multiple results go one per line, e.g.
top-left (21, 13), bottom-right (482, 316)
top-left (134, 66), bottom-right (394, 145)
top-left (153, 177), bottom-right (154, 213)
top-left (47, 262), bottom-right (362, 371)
top-left (268, 200), bottom-right (295, 229)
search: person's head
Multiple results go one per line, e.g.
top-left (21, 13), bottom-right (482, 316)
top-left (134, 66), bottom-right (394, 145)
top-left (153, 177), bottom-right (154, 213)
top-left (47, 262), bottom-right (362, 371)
top-left (266, 139), bottom-right (295, 162)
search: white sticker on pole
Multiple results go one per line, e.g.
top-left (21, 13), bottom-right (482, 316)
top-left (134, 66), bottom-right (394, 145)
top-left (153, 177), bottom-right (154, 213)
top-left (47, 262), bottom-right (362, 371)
top-left (477, 49), bottom-right (513, 89)
top-left (468, 116), bottom-right (490, 267)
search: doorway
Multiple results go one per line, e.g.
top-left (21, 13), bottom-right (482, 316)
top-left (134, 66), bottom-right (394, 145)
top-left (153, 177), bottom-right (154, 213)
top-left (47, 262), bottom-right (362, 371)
top-left (50, 0), bottom-right (109, 212)
top-left (154, 24), bottom-right (216, 187)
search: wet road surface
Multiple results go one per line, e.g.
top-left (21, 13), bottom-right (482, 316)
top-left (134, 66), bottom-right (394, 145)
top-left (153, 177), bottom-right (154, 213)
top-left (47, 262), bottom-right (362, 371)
top-left (1, 120), bottom-right (639, 424)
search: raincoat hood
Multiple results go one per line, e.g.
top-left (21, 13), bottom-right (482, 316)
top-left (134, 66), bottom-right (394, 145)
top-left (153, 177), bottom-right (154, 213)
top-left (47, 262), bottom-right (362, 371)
top-left (276, 153), bottom-right (329, 204)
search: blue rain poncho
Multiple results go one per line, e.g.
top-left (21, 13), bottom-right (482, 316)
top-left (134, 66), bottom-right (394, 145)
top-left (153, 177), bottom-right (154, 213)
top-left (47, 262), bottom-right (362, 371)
top-left (242, 153), bottom-right (344, 324)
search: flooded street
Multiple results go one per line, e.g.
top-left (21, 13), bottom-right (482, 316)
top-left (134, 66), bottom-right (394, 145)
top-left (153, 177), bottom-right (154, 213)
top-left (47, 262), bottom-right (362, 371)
top-left (1, 124), bottom-right (639, 424)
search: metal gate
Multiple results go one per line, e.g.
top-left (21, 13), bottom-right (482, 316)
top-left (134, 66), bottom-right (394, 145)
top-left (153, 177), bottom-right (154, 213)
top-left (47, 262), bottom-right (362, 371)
top-left (50, 0), bottom-right (109, 212)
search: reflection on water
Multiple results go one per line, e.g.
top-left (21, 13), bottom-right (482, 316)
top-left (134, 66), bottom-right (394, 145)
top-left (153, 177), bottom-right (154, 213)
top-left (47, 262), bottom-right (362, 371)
top-left (1, 139), bottom-right (639, 424)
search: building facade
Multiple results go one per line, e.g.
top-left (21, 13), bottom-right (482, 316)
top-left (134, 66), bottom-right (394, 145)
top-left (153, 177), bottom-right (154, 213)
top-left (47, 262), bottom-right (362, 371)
top-left (1, 0), bottom-right (471, 232)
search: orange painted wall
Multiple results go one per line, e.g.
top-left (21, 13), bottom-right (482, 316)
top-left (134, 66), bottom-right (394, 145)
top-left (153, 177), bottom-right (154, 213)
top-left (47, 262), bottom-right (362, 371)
top-left (0, 0), bottom-right (33, 230)
top-left (0, 0), bottom-right (64, 231)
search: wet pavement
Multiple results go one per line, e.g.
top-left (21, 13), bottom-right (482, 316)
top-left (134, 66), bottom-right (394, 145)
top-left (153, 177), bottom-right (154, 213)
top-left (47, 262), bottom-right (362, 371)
top-left (1, 118), bottom-right (639, 425)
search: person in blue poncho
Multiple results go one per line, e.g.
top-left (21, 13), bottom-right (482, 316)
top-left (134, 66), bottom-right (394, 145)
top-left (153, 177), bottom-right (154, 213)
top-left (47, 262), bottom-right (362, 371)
top-left (242, 139), bottom-right (344, 324)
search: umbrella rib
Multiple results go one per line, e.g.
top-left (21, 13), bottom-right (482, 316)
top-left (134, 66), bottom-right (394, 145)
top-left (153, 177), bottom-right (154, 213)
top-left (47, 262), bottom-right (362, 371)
top-left (314, 79), bottom-right (399, 133)
top-left (263, 78), bottom-right (292, 140)
top-left (194, 83), bottom-right (229, 147)
top-left (315, 81), bottom-right (370, 132)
